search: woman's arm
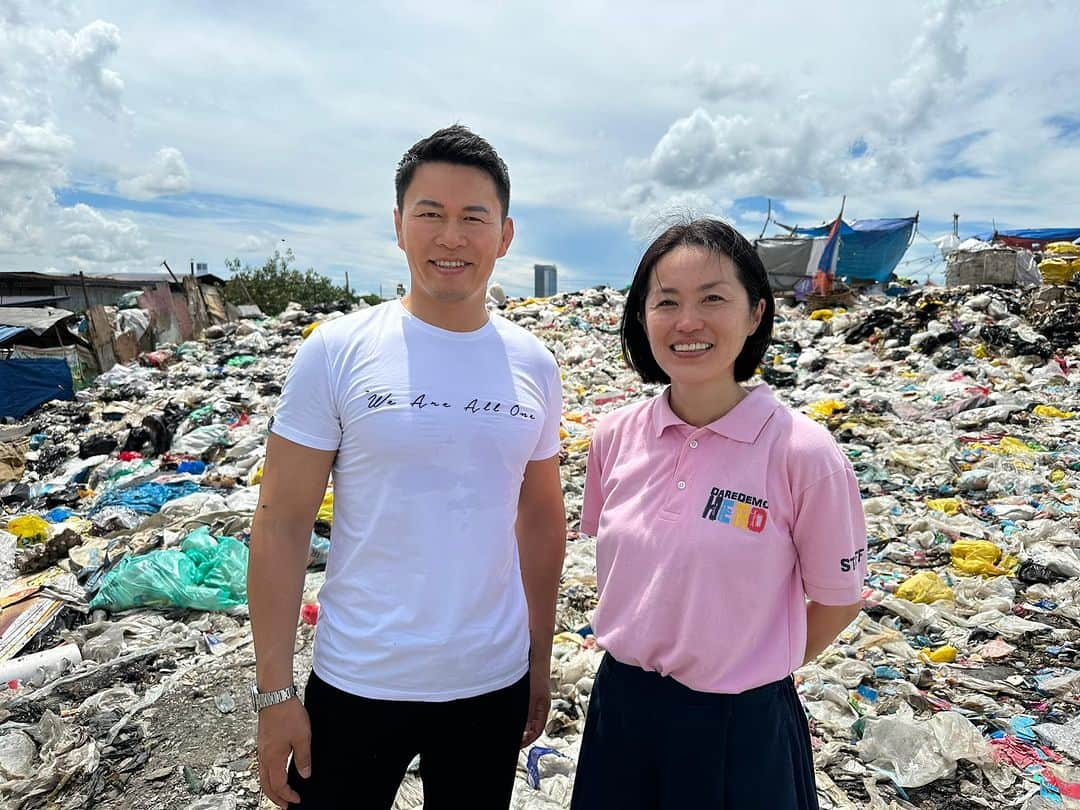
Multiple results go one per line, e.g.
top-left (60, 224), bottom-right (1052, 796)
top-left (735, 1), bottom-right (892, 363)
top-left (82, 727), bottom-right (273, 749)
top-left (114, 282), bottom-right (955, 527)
top-left (802, 600), bottom-right (862, 666)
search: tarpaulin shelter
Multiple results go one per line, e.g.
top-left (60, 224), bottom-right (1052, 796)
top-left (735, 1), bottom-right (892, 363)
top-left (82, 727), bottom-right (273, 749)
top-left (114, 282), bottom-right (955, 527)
top-left (0, 358), bottom-right (73, 418)
top-left (0, 308), bottom-right (85, 412)
top-left (754, 237), bottom-right (832, 292)
top-left (782, 217), bottom-right (918, 283)
top-left (971, 228), bottom-right (1080, 251)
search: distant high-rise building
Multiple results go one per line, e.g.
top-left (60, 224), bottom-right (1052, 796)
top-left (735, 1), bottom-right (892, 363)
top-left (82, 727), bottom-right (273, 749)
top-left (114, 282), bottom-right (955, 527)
top-left (534, 263), bottom-right (557, 297)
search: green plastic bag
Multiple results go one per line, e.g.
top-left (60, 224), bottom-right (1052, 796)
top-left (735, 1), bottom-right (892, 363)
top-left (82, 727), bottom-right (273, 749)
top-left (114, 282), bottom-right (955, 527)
top-left (89, 528), bottom-right (248, 612)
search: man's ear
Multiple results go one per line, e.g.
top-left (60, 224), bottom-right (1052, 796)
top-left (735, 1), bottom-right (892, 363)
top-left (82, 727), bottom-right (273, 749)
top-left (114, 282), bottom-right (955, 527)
top-left (394, 208), bottom-right (404, 250)
top-left (497, 216), bottom-right (515, 258)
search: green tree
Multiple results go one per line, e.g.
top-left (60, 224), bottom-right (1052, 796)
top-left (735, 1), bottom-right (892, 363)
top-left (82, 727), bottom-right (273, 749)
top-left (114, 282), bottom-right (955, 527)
top-left (222, 249), bottom-right (358, 316)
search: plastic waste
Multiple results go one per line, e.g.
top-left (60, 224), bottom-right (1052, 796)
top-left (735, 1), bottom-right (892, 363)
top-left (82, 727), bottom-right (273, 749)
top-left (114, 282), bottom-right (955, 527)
top-left (5, 515), bottom-right (49, 545)
top-left (857, 711), bottom-right (991, 788)
top-left (950, 539), bottom-right (1018, 576)
top-left (88, 527), bottom-right (248, 612)
top-left (896, 571), bottom-right (955, 604)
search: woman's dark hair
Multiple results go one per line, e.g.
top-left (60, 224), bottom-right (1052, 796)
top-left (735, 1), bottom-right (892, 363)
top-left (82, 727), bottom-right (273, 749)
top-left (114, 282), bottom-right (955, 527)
top-left (621, 218), bottom-right (774, 384)
top-left (395, 124), bottom-right (511, 219)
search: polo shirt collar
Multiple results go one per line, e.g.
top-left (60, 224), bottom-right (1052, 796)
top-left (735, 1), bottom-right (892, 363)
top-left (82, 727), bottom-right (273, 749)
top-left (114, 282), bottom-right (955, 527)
top-left (651, 384), bottom-right (780, 443)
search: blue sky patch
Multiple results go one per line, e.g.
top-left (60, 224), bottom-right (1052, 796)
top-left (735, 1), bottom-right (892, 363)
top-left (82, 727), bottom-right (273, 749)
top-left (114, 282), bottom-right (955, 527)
top-left (55, 188), bottom-right (363, 224)
top-left (1045, 114), bottom-right (1080, 142)
top-left (937, 130), bottom-right (992, 162)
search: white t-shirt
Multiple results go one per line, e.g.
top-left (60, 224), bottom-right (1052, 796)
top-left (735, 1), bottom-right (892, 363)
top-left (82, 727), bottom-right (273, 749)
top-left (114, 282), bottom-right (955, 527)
top-left (270, 300), bottom-right (562, 700)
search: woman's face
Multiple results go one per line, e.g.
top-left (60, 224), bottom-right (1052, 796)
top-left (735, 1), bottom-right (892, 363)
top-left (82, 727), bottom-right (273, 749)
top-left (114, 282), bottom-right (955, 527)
top-left (642, 246), bottom-right (764, 389)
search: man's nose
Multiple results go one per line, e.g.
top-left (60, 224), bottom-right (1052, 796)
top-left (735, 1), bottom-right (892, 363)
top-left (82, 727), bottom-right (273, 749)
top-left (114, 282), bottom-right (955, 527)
top-left (435, 219), bottom-right (467, 248)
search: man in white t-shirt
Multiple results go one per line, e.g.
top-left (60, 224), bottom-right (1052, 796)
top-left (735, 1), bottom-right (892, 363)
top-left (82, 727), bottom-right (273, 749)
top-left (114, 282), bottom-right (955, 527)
top-left (248, 125), bottom-right (567, 810)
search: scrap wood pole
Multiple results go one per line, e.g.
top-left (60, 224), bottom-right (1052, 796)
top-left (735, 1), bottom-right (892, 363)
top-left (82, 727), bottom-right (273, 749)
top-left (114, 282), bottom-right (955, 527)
top-left (78, 271), bottom-right (90, 312)
top-left (161, 260), bottom-right (180, 284)
top-left (758, 199), bottom-right (772, 240)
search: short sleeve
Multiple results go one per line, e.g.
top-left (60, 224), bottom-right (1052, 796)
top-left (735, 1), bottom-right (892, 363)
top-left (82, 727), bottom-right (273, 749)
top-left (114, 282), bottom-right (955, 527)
top-left (270, 329), bottom-right (342, 451)
top-left (579, 424), bottom-right (605, 537)
top-left (792, 463), bottom-right (867, 605)
top-left (530, 359), bottom-right (563, 461)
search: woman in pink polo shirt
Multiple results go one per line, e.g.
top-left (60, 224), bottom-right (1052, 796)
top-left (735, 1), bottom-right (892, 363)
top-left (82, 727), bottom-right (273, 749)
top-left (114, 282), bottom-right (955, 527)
top-left (571, 219), bottom-right (867, 810)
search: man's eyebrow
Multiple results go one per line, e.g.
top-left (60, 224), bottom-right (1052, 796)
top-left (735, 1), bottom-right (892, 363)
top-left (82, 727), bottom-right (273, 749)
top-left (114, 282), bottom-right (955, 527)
top-left (413, 200), bottom-right (491, 215)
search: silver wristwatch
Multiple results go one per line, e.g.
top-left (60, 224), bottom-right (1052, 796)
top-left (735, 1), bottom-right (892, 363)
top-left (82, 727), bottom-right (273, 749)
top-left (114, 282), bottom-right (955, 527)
top-left (250, 683), bottom-right (299, 712)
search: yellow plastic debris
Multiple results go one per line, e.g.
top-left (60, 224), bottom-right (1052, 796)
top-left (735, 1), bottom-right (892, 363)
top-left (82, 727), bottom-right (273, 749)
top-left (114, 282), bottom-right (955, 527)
top-left (951, 539), bottom-right (1017, 576)
top-left (896, 571), bottom-right (954, 604)
top-left (920, 645), bottom-right (958, 664)
top-left (808, 309), bottom-right (834, 321)
top-left (7, 515), bottom-right (50, 545)
top-left (553, 631), bottom-right (586, 647)
top-left (317, 490), bottom-right (334, 523)
top-left (807, 399), bottom-right (847, 420)
top-left (1045, 242), bottom-right (1080, 255)
top-left (301, 321), bottom-right (321, 339)
top-left (559, 426), bottom-right (569, 440)
top-left (565, 438), bottom-right (592, 454)
top-left (998, 436), bottom-right (1036, 455)
top-left (926, 497), bottom-right (962, 516)
top-left (251, 464), bottom-right (264, 485)
top-left (973, 344), bottom-right (989, 359)
top-left (1033, 405), bottom-right (1074, 419)
top-left (1051, 469), bottom-right (1067, 483)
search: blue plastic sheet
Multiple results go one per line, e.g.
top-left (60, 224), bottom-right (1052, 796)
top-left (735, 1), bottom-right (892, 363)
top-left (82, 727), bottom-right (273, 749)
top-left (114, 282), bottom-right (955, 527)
top-left (91, 480), bottom-right (201, 514)
top-left (791, 218), bottom-right (917, 282)
top-left (0, 358), bottom-right (74, 418)
top-left (525, 746), bottom-right (570, 790)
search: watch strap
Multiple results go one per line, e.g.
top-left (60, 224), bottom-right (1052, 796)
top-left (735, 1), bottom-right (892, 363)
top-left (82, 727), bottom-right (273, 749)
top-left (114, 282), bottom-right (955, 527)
top-left (251, 683), bottom-right (299, 712)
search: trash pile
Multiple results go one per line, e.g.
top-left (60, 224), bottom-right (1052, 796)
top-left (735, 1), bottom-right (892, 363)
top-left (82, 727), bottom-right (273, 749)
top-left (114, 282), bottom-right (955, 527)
top-left (2, 282), bottom-right (1080, 809)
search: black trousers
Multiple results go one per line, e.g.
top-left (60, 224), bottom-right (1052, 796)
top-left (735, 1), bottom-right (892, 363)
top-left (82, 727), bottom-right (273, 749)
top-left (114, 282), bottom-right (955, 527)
top-left (287, 669), bottom-right (530, 809)
top-left (570, 653), bottom-right (820, 810)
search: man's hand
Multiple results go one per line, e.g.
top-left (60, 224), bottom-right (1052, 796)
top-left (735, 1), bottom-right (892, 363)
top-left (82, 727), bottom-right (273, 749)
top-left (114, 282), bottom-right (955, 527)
top-left (258, 698), bottom-right (312, 808)
top-left (521, 667), bottom-right (552, 748)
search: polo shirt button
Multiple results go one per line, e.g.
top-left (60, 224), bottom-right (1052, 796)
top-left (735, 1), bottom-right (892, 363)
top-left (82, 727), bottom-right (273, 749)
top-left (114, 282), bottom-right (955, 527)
top-left (676, 480), bottom-right (686, 490)
top-left (689, 440), bottom-right (698, 448)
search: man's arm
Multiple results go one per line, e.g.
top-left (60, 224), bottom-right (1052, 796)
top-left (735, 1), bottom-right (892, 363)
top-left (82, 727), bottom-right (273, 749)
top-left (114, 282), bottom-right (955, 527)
top-left (249, 433), bottom-right (336, 808)
top-left (515, 453), bottom-right (567, 747)
top-left (802, 601), bottom-right (862, 666)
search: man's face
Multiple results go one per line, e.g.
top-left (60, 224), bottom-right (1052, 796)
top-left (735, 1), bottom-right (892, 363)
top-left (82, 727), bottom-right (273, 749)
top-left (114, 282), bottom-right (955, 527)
top-left (394, 161), bottom-right (513, 314)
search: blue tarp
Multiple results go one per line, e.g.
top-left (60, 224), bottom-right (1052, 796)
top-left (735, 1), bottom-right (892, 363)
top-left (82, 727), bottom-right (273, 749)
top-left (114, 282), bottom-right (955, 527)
top-left (973, 227), bottom-right (1080, 243)
top-left (0, 358), bottom-right (74, 418)
top-left (92, 480), bottom-right (202, 514)
top-left (792, 218), bottom-right (917, 283)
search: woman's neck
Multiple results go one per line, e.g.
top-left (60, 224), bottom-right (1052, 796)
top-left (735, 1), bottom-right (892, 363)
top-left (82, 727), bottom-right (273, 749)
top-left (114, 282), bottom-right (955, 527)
top-left (667, 380), bottom-right (748, 427)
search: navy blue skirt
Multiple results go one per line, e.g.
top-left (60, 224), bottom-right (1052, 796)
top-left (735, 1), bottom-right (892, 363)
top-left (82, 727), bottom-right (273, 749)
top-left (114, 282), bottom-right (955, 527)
top-left (570, 653), bottom-right (820, 810)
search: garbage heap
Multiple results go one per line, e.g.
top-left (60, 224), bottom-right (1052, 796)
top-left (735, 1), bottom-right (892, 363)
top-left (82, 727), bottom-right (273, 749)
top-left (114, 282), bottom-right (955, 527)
top-left (1, 284), bottom-right (1080, 810)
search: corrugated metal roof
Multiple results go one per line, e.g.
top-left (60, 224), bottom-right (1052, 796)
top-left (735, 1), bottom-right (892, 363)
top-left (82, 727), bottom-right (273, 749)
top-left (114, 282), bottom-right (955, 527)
top-left (0, 294), bottom-right (69, 307)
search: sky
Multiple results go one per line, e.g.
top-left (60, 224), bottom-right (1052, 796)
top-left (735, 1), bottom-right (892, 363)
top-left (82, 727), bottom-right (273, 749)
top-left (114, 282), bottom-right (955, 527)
top-left (1, 0), bottom-right (1078, 297)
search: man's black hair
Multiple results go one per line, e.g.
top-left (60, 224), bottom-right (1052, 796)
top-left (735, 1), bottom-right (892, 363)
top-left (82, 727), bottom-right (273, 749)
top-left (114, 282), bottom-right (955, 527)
top-left (621, 218), bottom-right (774, 384)
top-left (395, 124), bottom-right (510, 219)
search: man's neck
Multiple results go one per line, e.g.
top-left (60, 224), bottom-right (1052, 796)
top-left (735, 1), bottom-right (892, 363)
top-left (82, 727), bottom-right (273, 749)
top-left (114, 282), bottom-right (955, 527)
top-left (400, 295), bottom-right (489, 332)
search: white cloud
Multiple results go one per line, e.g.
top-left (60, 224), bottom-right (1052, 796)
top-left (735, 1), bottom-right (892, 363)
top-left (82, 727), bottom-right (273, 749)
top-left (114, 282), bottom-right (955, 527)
top-left (117, 147), bottom-right (190, 200)
top-left (67, 20), bottom-right (126, 118)
top-left (59, 203), bottom-right (147, 263)
top-left (628, 191), bottom-right (720, 242)
top-left (687, 62), bottom-right (774, 102)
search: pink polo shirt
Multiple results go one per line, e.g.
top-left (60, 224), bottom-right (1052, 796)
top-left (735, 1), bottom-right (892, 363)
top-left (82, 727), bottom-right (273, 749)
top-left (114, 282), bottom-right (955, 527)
top-left (581, 384), bottom-right (867, 694)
